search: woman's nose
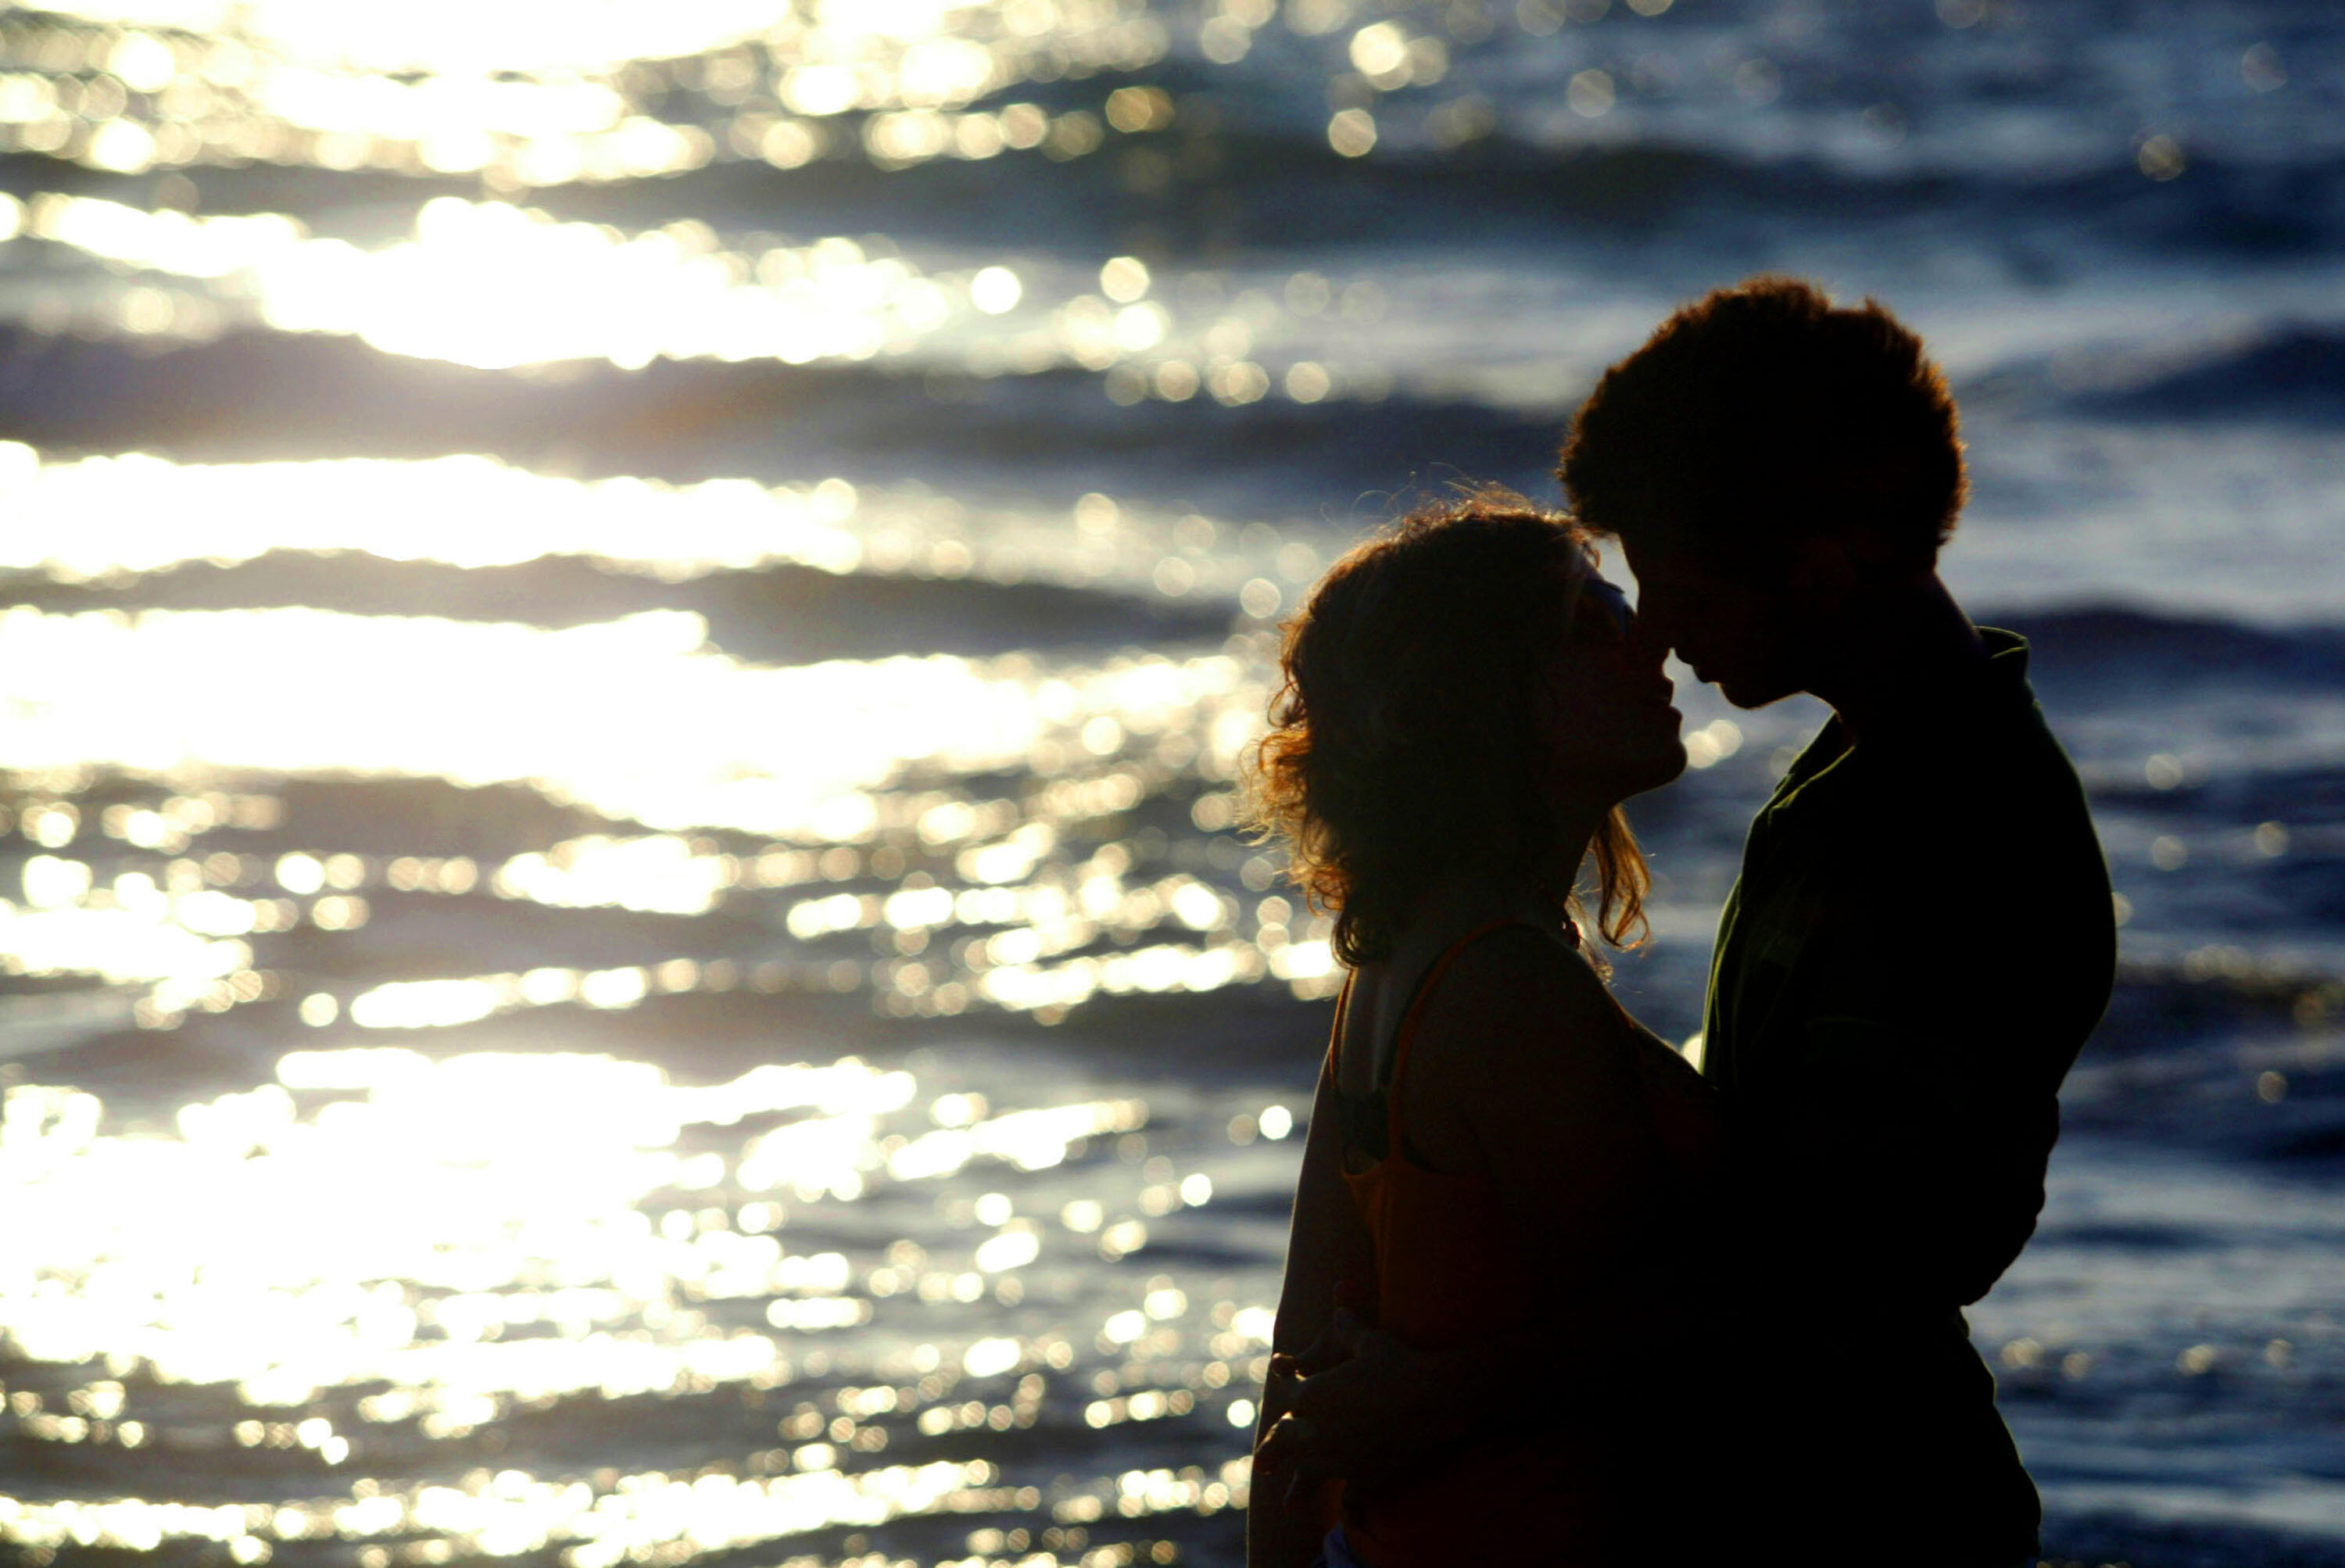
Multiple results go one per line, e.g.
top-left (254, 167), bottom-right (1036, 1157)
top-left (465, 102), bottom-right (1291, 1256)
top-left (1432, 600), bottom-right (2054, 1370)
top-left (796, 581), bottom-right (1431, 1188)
top-left (1624, 614), bottom-right (1672, 666)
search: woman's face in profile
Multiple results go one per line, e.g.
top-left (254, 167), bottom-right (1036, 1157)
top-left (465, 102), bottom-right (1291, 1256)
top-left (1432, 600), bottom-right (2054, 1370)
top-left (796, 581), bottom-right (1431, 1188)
top-left (1540, 575), bottom-right (1687, 804)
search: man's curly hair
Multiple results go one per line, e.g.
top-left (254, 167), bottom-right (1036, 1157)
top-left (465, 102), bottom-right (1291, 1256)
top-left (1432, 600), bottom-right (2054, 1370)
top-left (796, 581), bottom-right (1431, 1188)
top-left (1244, 489), bottom-right (1649, 968)
top-left (1559, 276), bottom-right (1966, 568)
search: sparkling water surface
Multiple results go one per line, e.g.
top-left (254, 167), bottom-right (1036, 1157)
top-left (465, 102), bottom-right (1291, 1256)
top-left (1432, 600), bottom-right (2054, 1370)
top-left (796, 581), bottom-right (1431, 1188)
top-left (1, 0), bottom-right (2342, 1562)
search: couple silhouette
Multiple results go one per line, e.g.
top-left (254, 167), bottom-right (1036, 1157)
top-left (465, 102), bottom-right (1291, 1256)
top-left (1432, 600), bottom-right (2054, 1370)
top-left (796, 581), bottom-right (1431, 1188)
top-left (1243, 277), bottom-right (2116, 1566)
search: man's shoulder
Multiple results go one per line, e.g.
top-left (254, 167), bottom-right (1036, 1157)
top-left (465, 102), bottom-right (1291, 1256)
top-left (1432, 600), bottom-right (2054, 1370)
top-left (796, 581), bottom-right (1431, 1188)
top-left (1965, 681), bottom-right (2103, 842)
top-left (1863, 657), bottom-right (2093, 817)
top-left (1745, 673), bottom-right (2108, 919)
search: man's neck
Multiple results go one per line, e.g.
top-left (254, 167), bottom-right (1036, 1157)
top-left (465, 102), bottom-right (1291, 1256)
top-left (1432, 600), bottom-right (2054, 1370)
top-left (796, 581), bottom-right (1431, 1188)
top-left (1802, 571), bottom-right (1987, 739)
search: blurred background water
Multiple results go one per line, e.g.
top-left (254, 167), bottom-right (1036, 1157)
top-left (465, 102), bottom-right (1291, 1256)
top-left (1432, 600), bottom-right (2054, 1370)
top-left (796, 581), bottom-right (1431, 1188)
top-left (0, 0), bottom-right (2339, 1563)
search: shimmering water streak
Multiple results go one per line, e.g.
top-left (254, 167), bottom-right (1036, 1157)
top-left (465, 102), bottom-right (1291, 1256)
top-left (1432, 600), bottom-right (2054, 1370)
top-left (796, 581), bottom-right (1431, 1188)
top-left (0, 605), bottom-right (1267, 834)
top-left (322, 919), bottom-right (1312, 1035)
top-left (27, 185), bottom-right (2345, 432)
top-left (0, 445), bottom-right (1332, 609)
top-left (9, 190), bottom-right (1396, 403)
top-left (7, 1054), bottom-right (921, 1402)
top-left (4, 807), bottom-right (1336, 1032)
top-left (20, 192), bottom-right (993, 371)
top-left (5, 0), bottom-right (2335, 195)
top-left (0, 0), bottom-right (1179, 181)
top-left (0, 603), bottom-right (1366, 1025)
top-left (0, 1459), bottom-right (1248, 1565)
top-left (0, 1045), bottom-right (1287, 1562)
top-left (6, 794), bottom-right (1339, 1029)
top-left (53, 182), bottom-right (2298, 415)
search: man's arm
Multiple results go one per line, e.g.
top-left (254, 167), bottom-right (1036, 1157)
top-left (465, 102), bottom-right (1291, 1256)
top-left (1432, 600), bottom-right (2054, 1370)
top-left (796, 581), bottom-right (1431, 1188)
top-left (1255, 1279), bottom-right (1674, 1500)
top-left (1742, 1008), bottom-right (2071, 1308)
top-left (1741, 731), bottom-right (2118, 1311)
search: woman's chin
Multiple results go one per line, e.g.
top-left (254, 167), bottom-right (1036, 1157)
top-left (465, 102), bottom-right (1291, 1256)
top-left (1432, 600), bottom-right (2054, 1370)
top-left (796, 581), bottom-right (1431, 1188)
top-left (1636, 739), bottom-right (1692, 795)
top-left (1588, 744), bottom-right (1689, 806)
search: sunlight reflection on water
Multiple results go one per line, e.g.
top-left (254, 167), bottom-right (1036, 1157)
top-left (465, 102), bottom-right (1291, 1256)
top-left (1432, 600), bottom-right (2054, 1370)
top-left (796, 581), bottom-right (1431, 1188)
top-left (0, 594), bottom-right (1350, 1040)
top-left (0, 605), bottom-right (1266, 835)
top-left (5, 0), bottom-right (2336, 1558)
top-left (0, 1045), bottom-right (1290, 1561)
top-left (0, 445), bottom-right (1328, 607)
top-left (15, 189), bottom-right (1374, 402)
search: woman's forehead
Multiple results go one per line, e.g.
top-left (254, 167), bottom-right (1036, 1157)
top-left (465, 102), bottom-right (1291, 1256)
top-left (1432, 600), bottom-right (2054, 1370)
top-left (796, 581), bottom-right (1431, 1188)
top-left (1577, 575), bottom-right (1631, 627)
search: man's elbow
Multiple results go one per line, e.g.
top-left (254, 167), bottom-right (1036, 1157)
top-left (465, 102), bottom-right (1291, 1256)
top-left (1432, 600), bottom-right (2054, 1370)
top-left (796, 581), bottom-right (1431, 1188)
top-left (1909, 1196), bottom-right (2043, 1308)
top-left (1946, 1244), bottom-right (2031, 1307)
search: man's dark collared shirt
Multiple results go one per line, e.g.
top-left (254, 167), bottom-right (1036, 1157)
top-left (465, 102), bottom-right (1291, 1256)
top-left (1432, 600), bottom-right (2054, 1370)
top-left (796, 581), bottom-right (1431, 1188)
top-left (1702, 628), bottom-right (2115, 1556)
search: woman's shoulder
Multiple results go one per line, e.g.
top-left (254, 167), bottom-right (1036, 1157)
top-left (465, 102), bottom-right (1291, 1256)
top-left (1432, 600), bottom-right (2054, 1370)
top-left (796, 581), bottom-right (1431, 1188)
top-left (1398, 922), bottom-right (1673, 1174)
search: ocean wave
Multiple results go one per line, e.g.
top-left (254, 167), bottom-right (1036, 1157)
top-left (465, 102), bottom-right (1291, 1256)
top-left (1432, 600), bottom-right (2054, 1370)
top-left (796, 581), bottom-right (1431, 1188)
top-left (13, 177), bottom-right (2345, 461)
top-left (0, 323), bottom-right (1566, 501)
top-left (4, 550), bottom-right (1236, 660)
top-left (2060, 324), bottom-right (2345, 424)
top-left (2037, 1511), bottom-right (2345, 1568)
top-left (1999, 607), bottom-right (2345, 689)
top-left (2055, 959), bottom-right (2344, 1170)
top-left (478, 131), bottom-right (2345, 263)
top-left (68, 130), bottom-right (2339, 270)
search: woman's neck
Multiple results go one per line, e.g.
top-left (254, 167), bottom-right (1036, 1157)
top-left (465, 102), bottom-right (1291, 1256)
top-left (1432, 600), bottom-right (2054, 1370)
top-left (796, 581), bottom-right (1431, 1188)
top-left (1406, 810), bottom-right (1601, 945)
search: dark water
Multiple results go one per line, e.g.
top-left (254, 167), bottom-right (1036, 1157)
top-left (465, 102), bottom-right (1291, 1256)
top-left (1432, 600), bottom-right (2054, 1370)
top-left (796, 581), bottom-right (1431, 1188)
top-left (0, 1), bottom-right (2340, 1562)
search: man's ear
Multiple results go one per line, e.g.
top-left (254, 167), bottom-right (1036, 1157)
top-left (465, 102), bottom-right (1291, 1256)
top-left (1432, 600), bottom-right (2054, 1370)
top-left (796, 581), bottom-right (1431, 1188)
top-left (1783, 533), bottom-right (1856, 610)
top-left (1838, 519), bottom-right (1910, 574)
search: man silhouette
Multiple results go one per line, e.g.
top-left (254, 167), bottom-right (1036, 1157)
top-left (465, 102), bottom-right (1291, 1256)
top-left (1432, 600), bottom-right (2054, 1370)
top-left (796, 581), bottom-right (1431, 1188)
top-left (1258, 277), bottom-right (2115, 1563)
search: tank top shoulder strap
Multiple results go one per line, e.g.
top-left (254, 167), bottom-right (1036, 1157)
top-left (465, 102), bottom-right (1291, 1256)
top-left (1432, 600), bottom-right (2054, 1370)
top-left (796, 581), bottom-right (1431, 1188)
top-left (1320, 971), bottom-right (1353, 1085)
top-left (1381, 917), bottom-right (1530, 1155)
top-left (1325, 971), bottom-right (1397, 1160)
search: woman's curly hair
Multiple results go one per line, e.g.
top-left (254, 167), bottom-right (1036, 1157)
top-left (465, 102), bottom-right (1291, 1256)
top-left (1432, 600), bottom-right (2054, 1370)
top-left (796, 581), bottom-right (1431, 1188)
top-left (1244, 489), bottom-right (1650, 968)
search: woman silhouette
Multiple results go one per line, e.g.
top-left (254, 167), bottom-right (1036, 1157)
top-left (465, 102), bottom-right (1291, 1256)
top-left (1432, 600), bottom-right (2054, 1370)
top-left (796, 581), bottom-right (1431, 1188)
top-left (1244, 490), bottom-right (1724, 1567)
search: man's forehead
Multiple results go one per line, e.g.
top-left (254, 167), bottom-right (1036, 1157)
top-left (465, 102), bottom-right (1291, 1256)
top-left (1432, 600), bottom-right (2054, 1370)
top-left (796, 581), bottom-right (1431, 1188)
top-left (1620, 535), bottom-right (1730, 586)
top-left (1617, 538), bottom-right (1681, 578)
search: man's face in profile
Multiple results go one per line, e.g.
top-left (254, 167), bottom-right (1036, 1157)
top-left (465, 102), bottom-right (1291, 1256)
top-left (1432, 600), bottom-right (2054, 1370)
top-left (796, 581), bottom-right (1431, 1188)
top-left (1618, 531), bottom-right (1809, 711)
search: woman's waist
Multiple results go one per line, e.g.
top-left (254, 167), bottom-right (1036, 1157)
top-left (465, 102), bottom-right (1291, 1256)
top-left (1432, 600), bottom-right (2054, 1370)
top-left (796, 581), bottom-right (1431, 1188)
top-left (1341, 1431), bottom-right (1616, 1565)
top-left (1360, 1205), bottom-right (1722, 1348)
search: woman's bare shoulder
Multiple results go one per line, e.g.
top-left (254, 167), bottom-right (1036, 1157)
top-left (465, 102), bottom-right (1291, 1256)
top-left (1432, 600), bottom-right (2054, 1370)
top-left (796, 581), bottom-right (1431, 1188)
top-left (1395, 923), bottom-right (1650, 1174)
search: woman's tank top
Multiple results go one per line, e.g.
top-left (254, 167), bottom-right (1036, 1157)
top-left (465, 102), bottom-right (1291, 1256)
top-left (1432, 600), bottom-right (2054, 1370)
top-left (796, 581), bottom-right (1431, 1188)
top-left (1326, 920), bottom-right (1721, 1566)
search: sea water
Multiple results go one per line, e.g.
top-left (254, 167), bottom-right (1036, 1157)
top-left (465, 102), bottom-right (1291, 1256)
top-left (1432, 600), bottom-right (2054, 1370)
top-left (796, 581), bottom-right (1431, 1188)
top-left (0, 1), bottom-right (2339, 1562)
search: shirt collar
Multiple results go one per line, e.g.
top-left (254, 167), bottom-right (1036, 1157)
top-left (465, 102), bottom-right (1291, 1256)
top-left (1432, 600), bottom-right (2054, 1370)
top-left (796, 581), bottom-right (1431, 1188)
top-left (1763, 626), bottom-right (2035, 811)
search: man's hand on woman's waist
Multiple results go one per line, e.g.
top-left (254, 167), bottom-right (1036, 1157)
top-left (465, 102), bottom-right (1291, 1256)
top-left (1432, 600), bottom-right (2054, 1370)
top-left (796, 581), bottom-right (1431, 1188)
top-left (1254, 1305), bottom-right (1484, 1511)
